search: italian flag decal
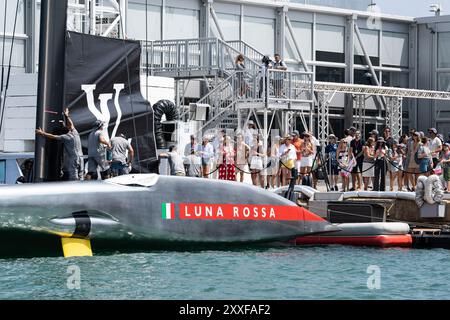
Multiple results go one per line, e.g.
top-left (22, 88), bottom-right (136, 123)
top-left (162, 203), bottom-right (175, 220)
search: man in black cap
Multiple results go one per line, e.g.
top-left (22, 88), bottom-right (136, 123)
top-left (428, 127), bottom-right (442, 168)
top-left (369, 129), bottom-right (379, 141)
top-left (383, 127), bottom-right (395, 149)
top-left (86, 120), bottom-right (112, 180)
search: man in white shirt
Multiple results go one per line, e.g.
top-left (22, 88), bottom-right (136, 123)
top-left (197, 137), bottom-right (215, 178)
top-left (244, 120), bottom-right (257, 148)
top-left (184, 135), bottom-right (197, 174)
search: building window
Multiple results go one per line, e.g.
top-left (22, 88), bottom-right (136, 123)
top-left (0, 0), bottom-right (26, 73)
top-left (243, 16), bottom-right (275, 56)
top-left (165, 7), bottom-right (200, 39)
top-left (211, 13), bottom-right (240, 41)
top-left (285, 21), bottom-right (312, 61)
top-left (0, 0), bottom-right (25, 34)
top-left (316, 66), bottom-right (345, 83)
top-left (0, 38), bottom-right (25, 70)
top-left (438, 32), bottom-right (450, 69)
top-left (354, 28), bottom-right (379, 66)
top-left (316, 24), bottom-right (345, 63)
top-left (382, 31), bottom-right (409, 67)
top-left (354, 69), bottom-right (377, 85)
top-left (128, 3), bottom-right (161, 41)
top-left (382, 72), bottom-right (409, 88)
top-left (438, 73), bottom-right (450, 92)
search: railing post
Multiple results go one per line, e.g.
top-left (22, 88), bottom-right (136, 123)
top-left (150, 41), bottom-right (154, 75)
top-left (216, 38), bottom-right (220, 69)
top-left (185, 40), bottom-right (189, 70)
top-left (289, 72), bottom-right (292, 101)
top-left (161, 42), bottom-right (165, 70)
top-left (265, 69), bottom-right (269, 108)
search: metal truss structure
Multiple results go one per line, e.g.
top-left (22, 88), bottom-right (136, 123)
top-left (315, 81), bottom-right (450, 140)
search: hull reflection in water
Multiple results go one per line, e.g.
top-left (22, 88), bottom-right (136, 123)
top-left (0, 174), bottom-right (334, 257)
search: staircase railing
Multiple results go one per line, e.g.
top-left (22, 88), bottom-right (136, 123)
top-left (266, 69), bottom-right (315, 104)
top-left (141, 37), bottom-right (262, 75)
top-left (226, 40), bottom-right (265, 63)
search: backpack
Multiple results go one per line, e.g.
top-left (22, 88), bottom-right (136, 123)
top-left (414, 149), bottom-right (421, 165)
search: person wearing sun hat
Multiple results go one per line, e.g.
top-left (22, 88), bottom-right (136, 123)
top-left (278, 134), bottom-right (297, 186)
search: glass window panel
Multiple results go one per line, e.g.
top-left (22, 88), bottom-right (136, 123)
top-left (439, 73), bottom-right (450, 92)
top-left (285, 21), bottom-right (312, 61)
top-left (438, 32), bottom-right (450, 68)
top-left (0, 38), bottom-right (25, 68)
top-left (316, 66), bottom-right (345, 83)
top-left (0, 0), bottom-right (25, 34)
top-left (128, 3), bottom-right (161, 41)
top-left (355, 28), bottom-right (379, 57)
top-left (382, 31), bottom-right (409, 67)
top-left (165, 7), bottom-right (199, 39)
top-left (211, 13), bottom-right (240, 40)
top-left (316, 24), bottom-right (344, 53)
top-left (354, 69), bottom-right (381, 85)
top-left (243, 16), bottom-right (275, 56)
top-left (382, 72), bottom-right (409, 88)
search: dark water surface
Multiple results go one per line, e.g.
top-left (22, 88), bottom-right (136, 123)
top-left (1, 246), bottom-right (449, 299)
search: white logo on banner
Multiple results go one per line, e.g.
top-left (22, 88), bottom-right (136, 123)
top-left (81, 83), bottom-right (125, 141)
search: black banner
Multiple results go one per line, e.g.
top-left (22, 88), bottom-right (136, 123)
top-left (64, 31), bottom-right (157, 172)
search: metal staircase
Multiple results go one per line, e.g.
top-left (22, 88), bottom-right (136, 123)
top-left (144, 37), bottom-right (314, 135)
top-left (143, 36), bottom-right (450, 141)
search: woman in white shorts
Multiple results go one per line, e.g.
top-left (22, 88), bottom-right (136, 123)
top-left (362, 137), bottom-right (375, 190)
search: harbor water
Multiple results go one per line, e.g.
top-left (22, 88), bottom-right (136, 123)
top-left (1, 246), bottom-right (449, 300)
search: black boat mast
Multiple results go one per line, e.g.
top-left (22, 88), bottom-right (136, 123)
top-left (34, 0), bottom-right (68, 182)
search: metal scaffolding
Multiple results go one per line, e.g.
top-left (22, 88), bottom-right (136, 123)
top-left (354, 94), bottom-right (366, 136)
top-left (67, 0), bottom-right (126, 38)
top-left (385, 96), bottom-right (403, 140)
top-left (314, 82), bottom-right (450, 100)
